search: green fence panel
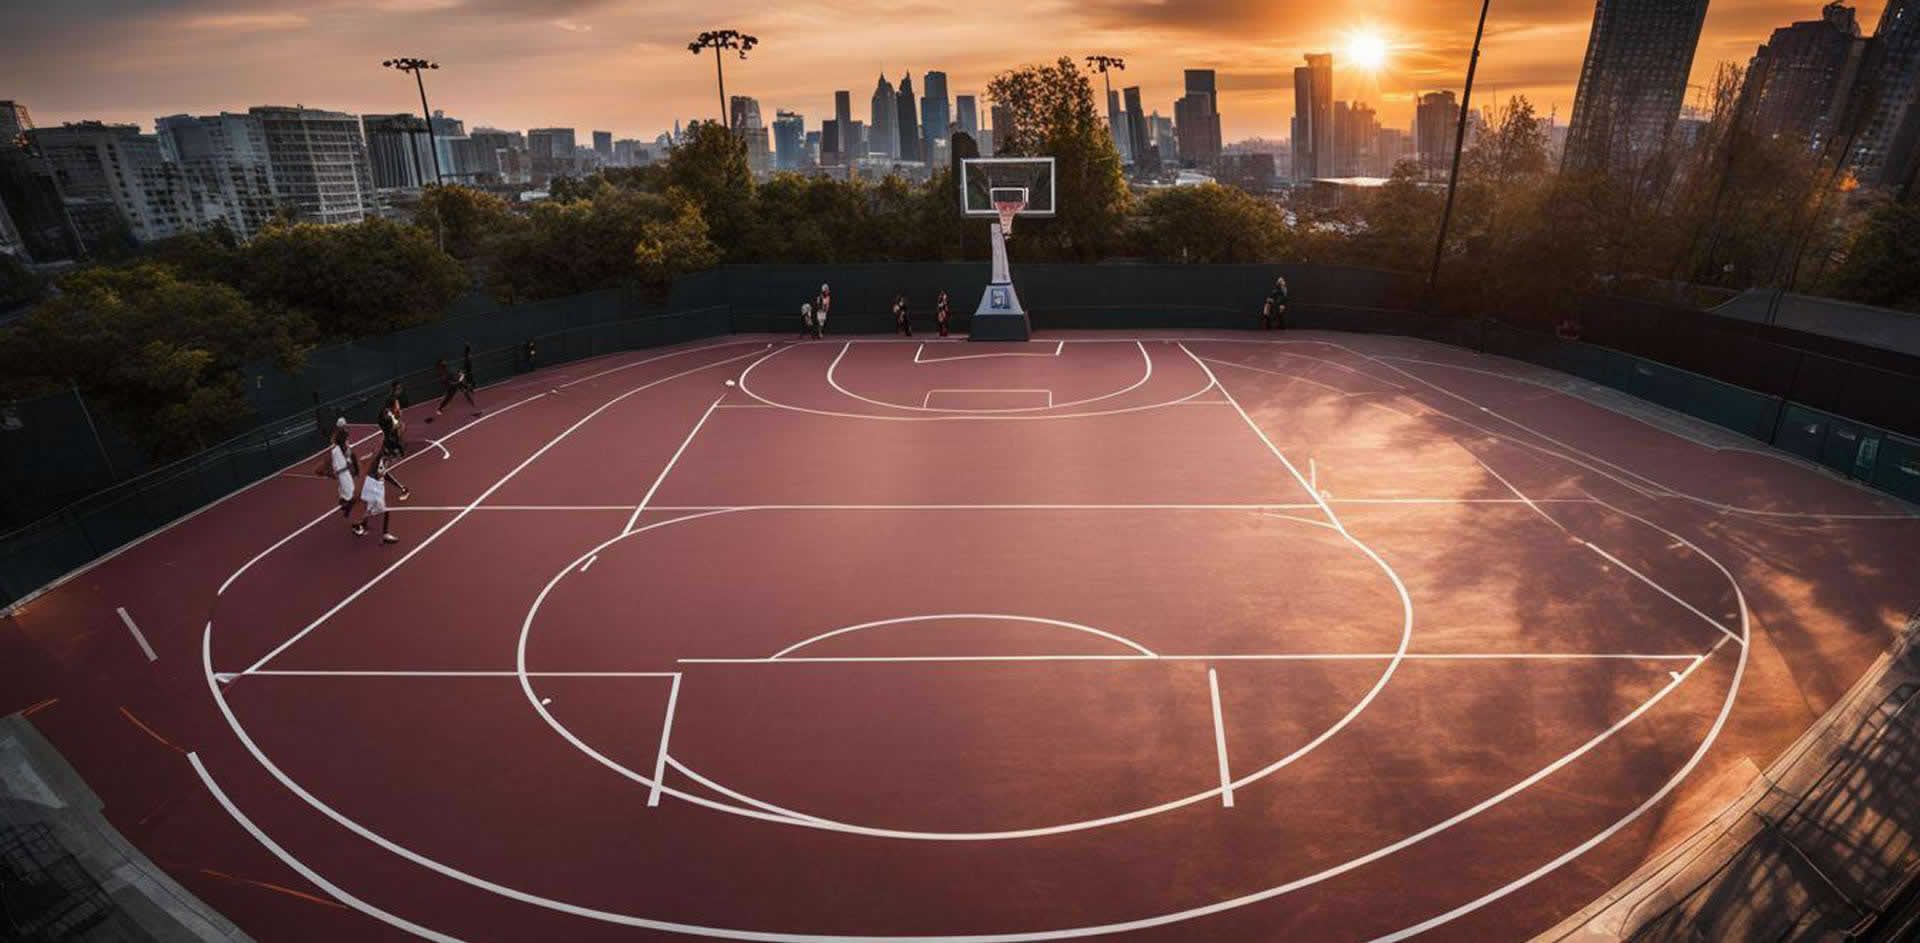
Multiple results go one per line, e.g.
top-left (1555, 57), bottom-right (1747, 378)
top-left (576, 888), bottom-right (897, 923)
top-left (1867, 435), bottom-right (1920, 504)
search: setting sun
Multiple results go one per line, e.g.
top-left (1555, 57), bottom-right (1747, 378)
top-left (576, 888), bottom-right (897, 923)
top-left (1347, 32), bottom-right (1389, 71)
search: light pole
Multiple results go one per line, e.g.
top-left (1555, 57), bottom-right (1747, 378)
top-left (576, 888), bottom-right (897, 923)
top-left (1085, 55), bottom-right (1126, 130)
top-left (382, 57), bottom-right (444, 187)
top-left (1426, 0), bottom-right (1491, 311)
top-left (688, 31), bottom-right (759, 130)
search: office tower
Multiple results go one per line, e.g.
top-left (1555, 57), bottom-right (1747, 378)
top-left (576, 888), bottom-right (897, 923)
top-left (593, 130), bottom-right (613, 160)
top-left (1149, 112), bottom-right (1177, 164)
top-left (0, 102), bottom-right (30, 147)
top-left (1563, 0), bottom-right (1712, 171)
top-left (527, 127), bottom-right (577, 185)
top-left (850, 120), bottom-right (866, 159)
top-left (468, 128), bottom-right (520, 182)
top-left (1742, 3), bottom-right (1869, 150)
top-left (956, 95), bottom-right (979, 137)
top-left (922, 71), bottom-right (950, 162)
top-left (1175, 69), bottom-right (1224, 166)
top-left (156, 112), bottom-right (280, 240)
top-left (821, 120), bottom-right (841, 166)
top-left (31, 121), bottom-right (208, 241)
top-left (361, 114), bottom-right (434, 189)
top-left (870, 75), bottom-right (898, 158)
top-left (1289, 54), bottom-right (1333, 180)
top-left (1331, 101), bottom-right (1379, 176)
top-left (1123, 86), bottom-right (1155, 171)
top-left (805, 130), bottom-right (821, 164)
top-left (1107, 90), bottom-right (1132, 160)
top-left (773, 111), bottom-right (805, 169)
top-left (834, 89), bottom-right (854, 152)
top-left (1416, 91), bottom-right (1462, 179)
top-left (1376, 128), bottom-right (1412, 175)
top-left (729, 97), bottom-right (771, 172)
top-left (897, 74), bottom-right (922, 162)
top-left (990, 104), bottom-right (1013, 155)
top-left (1845, 0), bottom-right (1920, 185)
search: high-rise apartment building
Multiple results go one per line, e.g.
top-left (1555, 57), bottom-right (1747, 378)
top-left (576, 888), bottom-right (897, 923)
top-left (361, 114), bottom-right (435, 189)
top-left (1416, 91), bottom-right (1462, 178)
top-left (1562, 0), bottom-right (1712, 171)
top-left (468, 128), bottom-right (522, 183)
top-left (1290, 54), bottom-right (1334, 180)
top-left (157, 112), bottom-right (280, 240)
top-left (593, 130), bottom-right (613, 160)
top-left (730, 96), bottom-right (772, 173)
top-left (897, 74), bottom-right (922, 162)
top-left (31, 121), bottom-right (204, 241)
top-left (1332, 101), bottom-right (1380, 176)
top-left (1741, 3), bottom-right (1868, 149)
top-left (0, 102), bottom-right (31, 148)
top-left (527, 127), bottom-right (576, 185)
top-left (249, 107), bottom-right (374, 225)
top-left (1845, 0), bottom-right (1920, 186)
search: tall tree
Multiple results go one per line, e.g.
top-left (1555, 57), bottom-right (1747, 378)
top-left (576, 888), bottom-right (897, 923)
top-left (1138, 184), bottom-right (1290, 263)
top-left (986, 57), bottom-right (1131, 260)
top-left (242, 217), bottom-right (467, 339)
top-left (666, 119), bottom-right (756, 256)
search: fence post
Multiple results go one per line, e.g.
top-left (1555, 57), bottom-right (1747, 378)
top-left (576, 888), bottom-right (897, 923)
top-left (1767, 352), bottom-right (1806, 447)
top-left (71, 380), bottom-right (118, 482)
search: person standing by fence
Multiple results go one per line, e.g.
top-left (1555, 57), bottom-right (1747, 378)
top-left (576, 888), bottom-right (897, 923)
top-left (935, 290), bottom-right (951, 338)
top-left (814, 284), bottom-right (831, 338)
top-left (1262, 276), bottom-right (1289, 330)
top-left (894, 293), bottom-right (913, 337)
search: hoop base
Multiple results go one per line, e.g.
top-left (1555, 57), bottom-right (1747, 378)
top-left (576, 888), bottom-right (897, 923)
top-left (972, 221), bottom-right (1031, 341)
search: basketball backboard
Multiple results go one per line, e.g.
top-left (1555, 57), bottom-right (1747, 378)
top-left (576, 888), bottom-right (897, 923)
top-left (960, 157), bottom-right (1056, 218)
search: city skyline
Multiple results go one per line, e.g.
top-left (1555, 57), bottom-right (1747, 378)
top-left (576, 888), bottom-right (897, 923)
top-left (7, 0), bottom-right (1895, 143)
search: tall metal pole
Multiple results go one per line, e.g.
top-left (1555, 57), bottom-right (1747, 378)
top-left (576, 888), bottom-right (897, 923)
top-left (413, 69), bottom-right (444, 185)
top-left (1426, 0), bottom-right (1492, 309)
top-left (714, 46), bottom-right (730, 130)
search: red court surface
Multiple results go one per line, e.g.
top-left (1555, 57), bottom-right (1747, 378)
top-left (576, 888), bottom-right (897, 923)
top-left (6, 330), bottom-right (1919, 942)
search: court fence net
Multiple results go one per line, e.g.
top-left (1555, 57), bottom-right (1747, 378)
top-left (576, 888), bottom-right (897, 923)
top-left (6, 262), bottom-right (1919, 609)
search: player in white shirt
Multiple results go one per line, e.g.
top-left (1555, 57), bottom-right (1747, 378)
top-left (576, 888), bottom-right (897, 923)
top-left (352, 454), bottom-right (399, 544)
top-left (314, 419), bottom-right (360, 526)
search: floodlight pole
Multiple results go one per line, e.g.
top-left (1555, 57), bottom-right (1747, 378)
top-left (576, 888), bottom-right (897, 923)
top-left (1426, 0), bottom-right (1491, 311)
top-left (689, 30), bottom-right (760, 131)
top-left (383, 58), bottom-right (444, 186)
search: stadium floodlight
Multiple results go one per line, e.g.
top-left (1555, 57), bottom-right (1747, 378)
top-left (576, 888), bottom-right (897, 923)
top-left (1426, 0), bottom-right (1491, 308)
top-left (383, 57), bottom-right (444, 187)
top-left (689, 31), bottom-right (760, 130)
top-left (1084, 56), bottom-right (1126, 129)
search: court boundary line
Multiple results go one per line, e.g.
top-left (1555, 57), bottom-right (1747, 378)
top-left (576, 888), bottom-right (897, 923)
top-left (831, 340), bottom-right (1150, 414)
top-left (915, 340), bottom-right (1063, 363)
top-left (624, 395), bottom-right (726, 534)
top-left (1208, 668), bottom-right (1234, 808)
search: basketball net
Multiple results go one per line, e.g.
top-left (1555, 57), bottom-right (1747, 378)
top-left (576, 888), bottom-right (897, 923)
top-left (994, 199), bottom-right (1025, 237)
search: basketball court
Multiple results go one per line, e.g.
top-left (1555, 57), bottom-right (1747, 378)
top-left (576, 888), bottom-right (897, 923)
top-left (12, 328), bottom-right (1919, 942)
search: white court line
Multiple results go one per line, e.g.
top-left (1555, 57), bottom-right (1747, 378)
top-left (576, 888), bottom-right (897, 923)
top-left (241, 670), bottom-right (681, 678)
top-left (117, 607), bottom-right (157, 662)
top-left (677, 652), bottom-right (1703, 665)
top-left (389, 505), bottom-right (635, 512)
top-left (921, 389), bottom-right (1054, 409)
top-left (647, 673), bottom-right (682, 807)
top-left (771, 614), bottom-right (1158, 660)
top-left (1464, 451), bottom-right (1568, 533)
top-left (623, 395), bottom-right (725, 535)
top-left (1581, 541), bottom-right (1745, 647)
top-left (1209, 668), bottom-right (1234, 808)
top-left (579, 555), bottom-right (597, 573)
top-left (188, 753), bottom-right (464, 943)
top-left (643, 503), bottom-right (1327, 511)
top-left (1309, 458), bottom-right (1317, 491)
top-left (1260, 511), bottom-right (1339, 529)
top-left (834, 340), bottom-right (1149, 414)
top-left (240, 348), bottom-right (765, 675)
top-left (914, 339), bottom-right (1063, 362)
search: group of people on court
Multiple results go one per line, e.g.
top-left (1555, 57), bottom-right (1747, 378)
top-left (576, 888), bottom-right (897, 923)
top-left (798, 283), bottom-right (954, 338)
top-left (313, 343), bottom-right (488, 545)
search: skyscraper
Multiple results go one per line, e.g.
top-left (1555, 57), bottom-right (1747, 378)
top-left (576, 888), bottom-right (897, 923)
top-left (1741, 4), bottom-right (1867, 150)
top-left (361, 114), bottom-right (435, 189)
top-left (731, 97), bottom-right (771, 174)
top-left (897, 73), bottom-right (922, 162)
top-left (0, 102), bottom-right (31, 148)
top-left (1123, 87), bottom-right (1154, 172)
top-left (1150, 112), bottom-right (1177, 164)
top-left (821, 120), bottom-right (841, 166)
top-left (1289, 54), bottom-right (1334, 180)
top-left (1175, 69), bottom-right (1224, 166)
top-left (871, 75), bottom-right (898, 159)
top-left (1845, 0), bottom-right (1920, 186)
top-left (956, 95), bottom-right (979, 137)
top-left (250, 106), bottom-right (374, 225)
top-left (1108, 90), bottom-right (1132, 161)
top-left (922, 71), bottom-right (950, 162)
top-left (1562, 0), bottom-right (1712, 171)
top-left (158, 112), bottom-right (281, 241)
top-left (1416, 91), bottom-right (1461, 179)
top-left (31, 121), bottom-right (203, 242)
top-left (774, 111), bottom-right (806, 169)
top-left (1332, 101), bottom-right (1380, 176)
top-left (469, 128), bottom-right (522, 183)
top-left (833, 89), bottom-right (854, 163)
top-left (593, 130), bottom-right (613, 160)
top-left (527, 127), bottom-right (577, 185)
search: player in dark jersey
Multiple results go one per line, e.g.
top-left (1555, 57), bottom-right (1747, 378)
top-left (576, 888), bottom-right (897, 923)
top-left (935, 290), bottom-right (951, 337)
top-left (893, 293), bottom-right (913, 337)
top-left (375, 396), bottom-right (412, 502)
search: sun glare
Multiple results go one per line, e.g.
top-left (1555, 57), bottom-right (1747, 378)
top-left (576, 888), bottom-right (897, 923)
top-left (1348, 32), bottom-right (1389, 71)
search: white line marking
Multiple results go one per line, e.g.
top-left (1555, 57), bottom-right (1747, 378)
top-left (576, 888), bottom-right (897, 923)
top-left (913, 339), bottom-right (1063, 362)
top-left (579, 555), bottom-right (597, 573)
top-left (645, 503), bottom-right (1326, 511)
top-left (1581, 541), bottom-right (1745, 647)
top-left (623, 395), bottom-right (726, 535)
top-left (920, 389), bottom-right (1054, 409)
top-left (117, 607), bottom-right (157, 662)
top-left (218, 512), bottom-right (334, 596)
top-left (648, 673), bottom-right (682, 807)
top-left (188, 753), bottom-right (465, 943)
top-left (239, 670), bottom-right (682, 678)
top-left (392, 505), bottom-right (635, 512)
top-left (678, 652), bottom-right (1703, 665)
top-left (1463, 451), bottom-right (1567, 532)
top-left (829, 340), bottom-right (1152, 414)
top-left (1209, 668), bottom-right (1234, 808)
top-left (241, 348), bottom-right (764, 675)
top-left (1259, 511), bottom-right (1341, 529)
top-left (1309, 458), bottom-right (1317, 491)
top-left (771, 613), bottom-right (1158, 660)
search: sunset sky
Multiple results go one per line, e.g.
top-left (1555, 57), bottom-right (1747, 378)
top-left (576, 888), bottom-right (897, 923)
top-left (6, 0), bottom-right (1891, 144)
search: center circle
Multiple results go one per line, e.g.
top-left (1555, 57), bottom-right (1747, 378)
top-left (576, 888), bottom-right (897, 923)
top-left (516, 507), bottom-right (1412, 839)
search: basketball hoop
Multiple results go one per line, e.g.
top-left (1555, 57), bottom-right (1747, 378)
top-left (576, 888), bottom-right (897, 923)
top-left (989, 185), bottom-right (1028, 237)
